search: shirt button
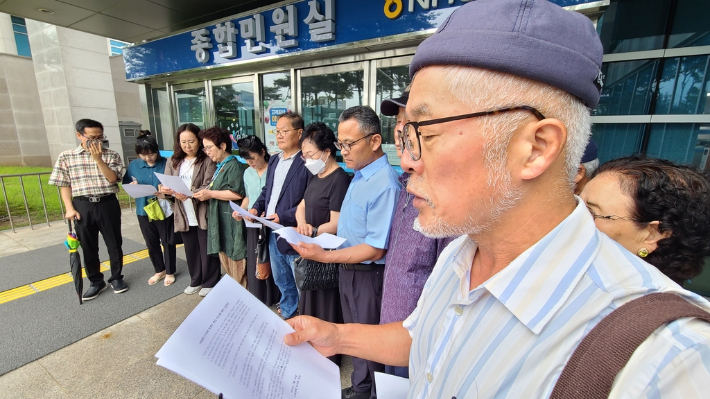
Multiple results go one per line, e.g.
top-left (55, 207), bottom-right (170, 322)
top-left (455, 306), bottom-right (463, 316)
top-left (426, 372), bottom-right (433, 383)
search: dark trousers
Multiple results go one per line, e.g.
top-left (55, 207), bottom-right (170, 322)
top-left (72, 195), bottom-right (123, 286)
top-left (181, 226), bottom-right (220, 288)
top-left (384, 365), bottom-right (409, 379)
top-left (340, 267), bottom-right (385, 399)
top-left (137, 214), bottom-right (177, 275)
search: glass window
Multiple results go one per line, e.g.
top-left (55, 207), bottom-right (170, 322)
top-left (597, 0), bottom-right (671, 54)
top-left (301, 70), bottom-right (364, 131)
top-left (174, 86), bottom-right (207, 129)
top-left (654, 55), bottom-right (710, 115)
top-left (261, 72), bottom-right (292, 153)
top-left (150, 87), bottom-right (173, 151)
top-left (375, 65), bottom-right (411, 166)
top-left (212, 80), bottom-right (256, 148)
top-left (646, 124), bottom-right (710, 168)
top-left (594, 60), bottom-right (658, 116)
top-left (11, 16), bottom-right (30, 58)
top-left (668, 0), bottom-right (710, 48)
top-left (591, 123), bottom-right (645, 163)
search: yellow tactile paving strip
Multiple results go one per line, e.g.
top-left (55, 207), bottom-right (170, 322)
top-left (0, 245), bottom-right (183, 305)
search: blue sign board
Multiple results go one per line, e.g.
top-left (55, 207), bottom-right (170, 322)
top-left (123, 0), bottom-right (596, 80)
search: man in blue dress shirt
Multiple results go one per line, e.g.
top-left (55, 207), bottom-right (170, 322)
top-left (291, 105), bottom-right (400, 399)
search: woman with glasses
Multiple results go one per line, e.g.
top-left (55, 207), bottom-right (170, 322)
top-left (159, 123), bottom-right (219, 297)
top-left (580, 156), bottom-right (710, 286)
top-left (295, 122), bottom-right (351, 365)
top-left (122, 130), bottom-right (177, 287)
top-left (192, 127), bottom-right (247, 291)
top-left (236, 136), bottom-right (280, 306)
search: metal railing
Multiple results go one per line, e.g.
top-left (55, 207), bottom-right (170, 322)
top-left (0, 172), bottom-right (134, 233)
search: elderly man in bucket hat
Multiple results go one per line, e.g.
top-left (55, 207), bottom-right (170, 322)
top-left (285, 1), bottom-right (710, 398)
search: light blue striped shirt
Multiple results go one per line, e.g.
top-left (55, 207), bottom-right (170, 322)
top-left (403, 199), bottom-right (710, 398)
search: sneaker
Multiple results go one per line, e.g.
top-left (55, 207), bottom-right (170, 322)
top-left (341, 386), bottom-right (370, 399)
top-left (198, 287), bottom-right (212, 297)
top-left (111, 279), bottom-right (129, 294)
top-left (184, 285), bottom-right (201, 295)
top-left (82, 282), bottom-right (107, 301)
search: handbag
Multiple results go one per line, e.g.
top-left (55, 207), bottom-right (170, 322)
top-left (293, 255), bottom-right (339, 291)
top-left (255, 225), bottom-right (271, 280)
top-left (143, 197), bottom-right (165, 221)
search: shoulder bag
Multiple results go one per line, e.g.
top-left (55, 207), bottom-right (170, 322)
top-left (292, 227), bottom-right (339, 291)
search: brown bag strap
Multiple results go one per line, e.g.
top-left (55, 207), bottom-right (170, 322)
top-left (551, 293), bottom-right (710, 399)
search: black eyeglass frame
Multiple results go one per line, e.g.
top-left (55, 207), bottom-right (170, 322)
top-left (586, 206), bottom-right (642, 223)
top-left (401, 106), bottom-right (546, 161)
top-left (335, 132), bottom-right (378, 152)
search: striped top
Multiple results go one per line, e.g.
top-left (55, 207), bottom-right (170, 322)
top-left (403, 199), bottom-right (710, 399)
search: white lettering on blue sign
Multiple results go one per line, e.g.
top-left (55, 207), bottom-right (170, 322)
top-left (270, 108), bottom-right (288, 126)
top-left (213, 21), bottom-right (238, 59)
top-left (239, 14), bottom-right (268, 54)
top-left (190, 28), bottom-right (213, 63)
top-left (304, 0), bottom-right (335, 42)
top-left (270, 5), bottom-right (299, 48)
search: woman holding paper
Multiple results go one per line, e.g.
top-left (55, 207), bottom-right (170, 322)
top-left (159, 123), bottom-right (219, 297)
top-left (122, 131), bottom-right (177, 286)
top-left (236, 136), bottom-right (280, 306)
top-left (192, 127), bottom-right (248, 291)
top-left (295, 122), bottom-right (351, 365)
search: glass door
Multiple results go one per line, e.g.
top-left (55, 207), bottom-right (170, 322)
top-left (173, 82), bottom-right (208, 129)
top-left (211, 76), bottom-right (258, 150)
top-left (298, 62), bottom-right (367, 132)
top-left (373, 56), bottom-right (413, 166)
top-left (261, 71), bottom-right (293, 153)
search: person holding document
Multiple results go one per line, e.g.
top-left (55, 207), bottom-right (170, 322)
top-left (294, 122), bottom-right (351, 366)
top-left (122, 130), bottom-right (176, 286)
top-left (193, 127), bottom-right (247, 291)
top-left (290, 106), bottom-right (401, 399)
top-left (159, 123), bottom-right (219, 297)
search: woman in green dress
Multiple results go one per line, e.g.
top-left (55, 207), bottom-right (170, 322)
top-left (192, 126), bottom-right (247, 291)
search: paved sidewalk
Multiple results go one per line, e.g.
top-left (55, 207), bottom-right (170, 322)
top-left (0, 209), bottom-right (353, 398)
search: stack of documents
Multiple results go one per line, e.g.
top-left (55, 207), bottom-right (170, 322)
top-left (156, 276), bottom-right (341, 398)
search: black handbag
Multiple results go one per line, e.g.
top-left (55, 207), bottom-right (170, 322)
top-left (256, 225), bottom-right (270, 264)
top-left (293, 256), bottom-right (339, 291)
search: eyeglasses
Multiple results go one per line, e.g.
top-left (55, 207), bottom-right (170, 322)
top-left (81, 133), bottom-right (106, 142)
top-left (401, 106), bottom-right (546, 161)
top-left (586, 206), bottom-right (640, 222)
top-left (276, 129), bottom-right (295, 137)
top-left (300, 150), bottom-right (323, 161)
top-left (202, 145), bottom-right (215, 153)
top-left (335, 133), bottom-right (377, 152)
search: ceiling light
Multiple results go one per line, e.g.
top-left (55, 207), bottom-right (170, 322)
top-left (38, 8), bottom-right (54, 14)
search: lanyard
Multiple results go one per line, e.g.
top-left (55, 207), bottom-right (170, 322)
top-left (210, 155), bottom-right (235, 188)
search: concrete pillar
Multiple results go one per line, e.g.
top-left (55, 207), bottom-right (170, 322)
top-left (0, 13), bottom-right (17, 55)
top-left (26, 20), bottom-right (123, 163)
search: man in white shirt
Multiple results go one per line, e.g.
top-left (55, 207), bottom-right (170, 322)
top-left (283, 1), bottom-right (710, 398)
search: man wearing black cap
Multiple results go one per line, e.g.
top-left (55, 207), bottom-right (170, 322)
top-left (284, 1), bottom-right (710, 398)
top-left (573, 140), bottom-right (599, 195)
top-left (378, 91), bottom-right (455, 380)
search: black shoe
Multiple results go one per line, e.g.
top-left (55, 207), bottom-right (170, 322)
top-left (342, 386), bottom-right (370, 399)
top-left (82, 282), bottom-right (107, 301)
top-left (111, 279), bottom-right (128, 294)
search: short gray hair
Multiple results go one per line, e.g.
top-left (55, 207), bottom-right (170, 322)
top-left (339, 105), bottom-right (381, 136)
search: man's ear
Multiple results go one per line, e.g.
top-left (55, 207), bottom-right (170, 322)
top-left (369, 133), bottom-right (382, 150)
top-left (574, 165), bottom-right (586, 184)
top-left (643, 221), bottom-right (672, 254)
top-left (515, 118), bottom-right (567, 181)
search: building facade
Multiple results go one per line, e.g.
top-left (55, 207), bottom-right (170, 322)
top-left (122, 0), bottom-right (710, 173)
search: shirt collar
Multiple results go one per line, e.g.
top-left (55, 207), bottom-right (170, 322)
top-left (453, 198), bottom-right (600, 334)
top-left (355, 154), bottom-right (389, 181)
top-left (279, 150), bottom-right (300, 161)
top-left (72, 145), bottom-right (87, 154)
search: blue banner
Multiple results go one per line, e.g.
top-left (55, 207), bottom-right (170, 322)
top-left (124, 0), bottom-right (597, 80)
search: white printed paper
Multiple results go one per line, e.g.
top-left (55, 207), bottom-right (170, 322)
top-left (155, 275), bottom-right (340, 399)
top-left (121, 183), bottom-right (159, 198)
top-left (273, 227), bottom-right (346, 249)
top-left (154, 172), bottom-right (194, 198)
top-left (230, 201), bottom-right (284, 230)
top-left (375, 372), bottom-right (410, 399)
top-left (244, 219), bottom-right (263, 229)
